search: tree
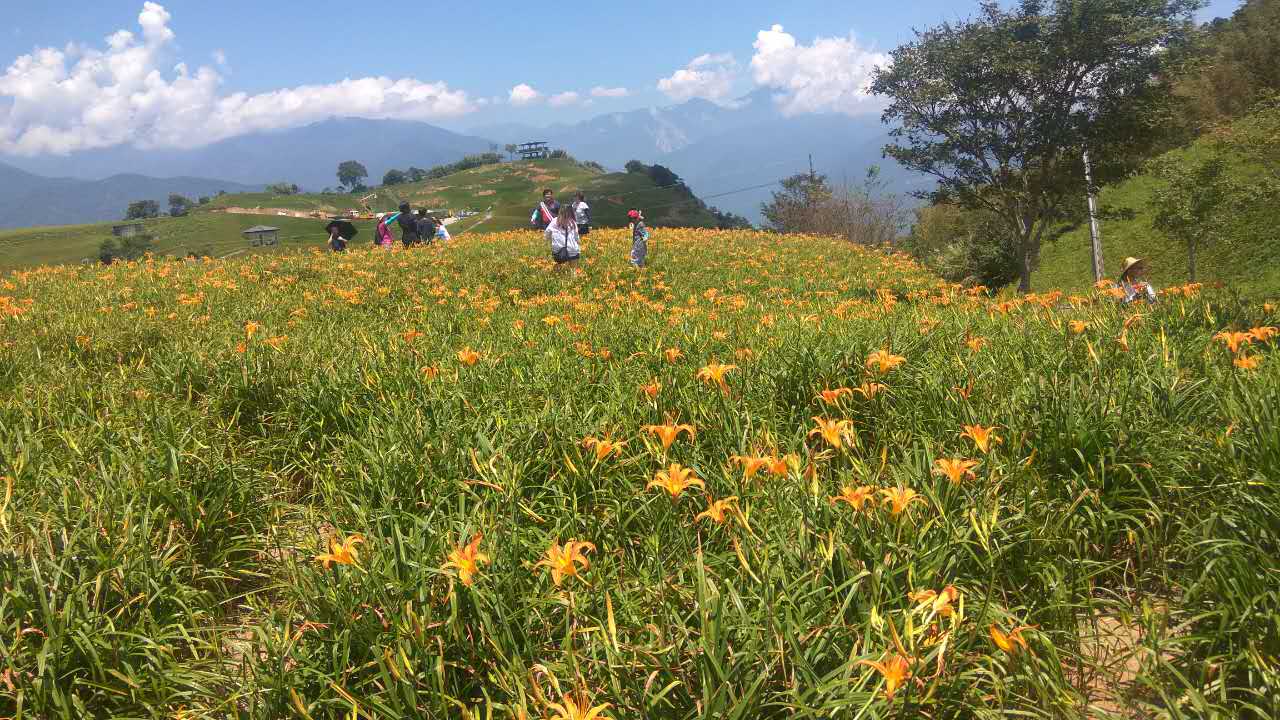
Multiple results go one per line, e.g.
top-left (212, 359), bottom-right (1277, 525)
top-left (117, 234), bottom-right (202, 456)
top-left (761, 172), bottom-right (833, 233)
top-left (505, 144), bottom-right (518, 161)
top-left (125, 200), bottom-right (160, 220)
top-left (168, 194), bottom-right (195, 217)
top-left (265, 182), bottom-right (300, 195)
top-left (383, 169), bottom-right (409, 186)
top-left (198, 196), bottom-right (211, 205)
top-left (903, 203), bottom-right (1019, 287)
top-left (872, 0), bottom-right (1202, 292)
top-left (647, 164), bottom-right (681, 188)
top-left (407, 167), bottom-right (428, 182)
top-left (625, 160), bottom-right (647, 174)
top-left (337, 161), bottom-right (369, 190)
top-left (1149, 155), bottom-right (1238, 281)
top-left (709, 207), bottom-right (753, 230)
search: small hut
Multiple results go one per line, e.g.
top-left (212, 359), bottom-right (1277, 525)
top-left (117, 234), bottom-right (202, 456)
top-left (243, 225), bottom-right (280, 247)
top-left (112, 223), bottom-right (146, 238)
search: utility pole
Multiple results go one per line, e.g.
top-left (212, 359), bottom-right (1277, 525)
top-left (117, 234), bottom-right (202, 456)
top-left (809, 154), bottom-right (816, 183)
top-left (1082, 150), bottom-right (1105, 283)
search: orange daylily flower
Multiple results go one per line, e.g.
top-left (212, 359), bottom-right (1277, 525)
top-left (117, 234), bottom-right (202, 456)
top-left (1234, 355), bottom-right (1262, 370)
top-left (696, 361), bottom-right (738, 393)
top-left (695, 496), bottom-right (740, 525)
top-left (420, 365), bottom-right (440, 380)
top-left (1213, 331), bottom-right (1253, 355)
top-left (852, 382), bottom-right (886, 400)
top-left (457, 347), bottom-right (481, 366)
top-left (830, 485), bottom-right (877, 511)
top-left (960, 425), bottom-right (1003, 454)
top-left (933, 458), bottom-right (979, 485)
top-left (244, 320), bottom-right (261, 338)
top-left (1069, 320), bottom-right (1089, 335)
top-left (663, 348), bottom-right (684, 363)
top-left (401, 328), bottom-right (424, 344)
top-left (989, 624), bottom-right (1036, 655)
top-left (442, 534), bottom-right (490, 587)
top-left (809, 417), bottom-right (855, 449)
top-left (544, 690), bottom-right (612, 720)
top-left (648, 463), bottom-right (704, 499)
top-left (263, 335), bottom-right (288, 350)
top-left (316, 533), bottom-right (364, 569)
top-left (765, 454), bottom-right (795, 477)
top-left (880, 487), bottom-right (927, 517)
top-left (909, 585), bottom-right (960, 618)
top-left (965, 336), bottom-right (988, 353)
top-left (865, 349), bottom-right (907, 375)
top-left (582, 436), bottom-right (626, 462)
top-left (644, 423), bottom-right (695, 451)
top-left (818, 387), bottom-right (853, 406)
top-left (640, 380), bottom-right (661, 399)
top-left (731, 454), bottom-right (771, 480)
top-left (1250, 326), bottom-right (1278, 342)
top-left (858, 653), bottom-right (912, 701)
top-left (536, 539), bottom-right (596, 587)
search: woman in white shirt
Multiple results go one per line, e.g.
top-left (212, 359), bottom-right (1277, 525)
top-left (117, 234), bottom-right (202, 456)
top-left (545, 204), bottom-right (581, 271)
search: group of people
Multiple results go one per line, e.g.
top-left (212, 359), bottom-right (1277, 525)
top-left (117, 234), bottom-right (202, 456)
top-left (531, 189), bottom-right (650, 270)
top-left (325, 202), bottom-right (450, 252)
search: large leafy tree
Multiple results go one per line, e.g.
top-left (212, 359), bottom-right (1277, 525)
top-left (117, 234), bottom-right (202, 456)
top-left (872, 0), bottom-right (1202, 291)
top-left (336, 161), bottom-right (369, 191)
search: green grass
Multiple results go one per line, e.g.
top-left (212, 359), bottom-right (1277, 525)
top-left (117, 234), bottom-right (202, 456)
top-left (1037, 133), bottom-right (1280, 299)
top-left (1, 228), bottom-right (1277, 719)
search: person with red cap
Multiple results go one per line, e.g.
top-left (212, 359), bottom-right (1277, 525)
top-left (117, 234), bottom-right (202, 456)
top-left (628, 209), bottom-right (649, 268)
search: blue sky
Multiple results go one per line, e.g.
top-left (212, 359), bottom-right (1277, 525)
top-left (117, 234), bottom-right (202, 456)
top-left (0, 0), bottom-right (1245, 153)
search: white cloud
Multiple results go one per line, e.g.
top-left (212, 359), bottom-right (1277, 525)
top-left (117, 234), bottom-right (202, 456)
top-left (657, 53), bottom-right (739, 105)
top-left (212, 49), bottom-right (227, 67)
top-left (750, 24), bottom-right (889, 116)
top-left (590, 86), bottom-right (629, 98)
top-left (0, 3), bottom-right (476, 155)
top-left (508, 83), bottom-right (541, 106)
top-left (548, 91), bottom-right (581, 107)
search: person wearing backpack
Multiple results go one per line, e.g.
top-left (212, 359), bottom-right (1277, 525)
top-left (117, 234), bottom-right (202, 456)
top-left (397, 202), bottom-right (420, 247)
top-left (546, 204), bottom-right (580, 272)
top-left (530, 189), bottom-right (560, 231)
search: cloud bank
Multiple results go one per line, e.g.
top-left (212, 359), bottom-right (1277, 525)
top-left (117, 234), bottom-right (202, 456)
top-left (0, 3), bottom-right (475, 155)
top-left (657, 53), bottom-right (740, 105)
top-left (750, 24), bottom-right (889, 116)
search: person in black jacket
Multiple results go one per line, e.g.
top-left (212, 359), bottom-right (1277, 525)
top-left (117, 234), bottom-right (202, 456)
top-left (530, 189), bottom-right (560, 231)
top-left (397, 202), bottom-right (420, 247)
top-left (415, 211), bottom-right (437, 245)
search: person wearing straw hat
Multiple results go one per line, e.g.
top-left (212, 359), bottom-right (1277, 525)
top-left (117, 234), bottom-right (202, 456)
top-left (1119, 257), bottom-right (1157, 304)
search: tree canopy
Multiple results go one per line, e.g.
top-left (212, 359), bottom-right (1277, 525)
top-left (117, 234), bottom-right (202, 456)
top-left (337, 161), bottom-right (369, 191)
top-left (872, 0), bottom-right (1202, 291)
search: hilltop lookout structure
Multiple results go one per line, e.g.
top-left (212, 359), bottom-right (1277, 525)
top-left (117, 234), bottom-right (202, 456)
top-left (242, 226), bottom-right (280, 247)
top-left (112, 223), bottom-right (146, 238)
top-left (518, 142), bottom-right (550, 161)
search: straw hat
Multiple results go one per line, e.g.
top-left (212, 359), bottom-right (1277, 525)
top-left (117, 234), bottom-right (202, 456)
top-left (1120, 257), bottom-right (1146, 277)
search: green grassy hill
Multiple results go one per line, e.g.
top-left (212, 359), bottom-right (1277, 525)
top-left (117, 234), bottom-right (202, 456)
top-left (1037, 128), bottom-right (1280, 298)
top-left (0, 159), bottom-right (720, 273)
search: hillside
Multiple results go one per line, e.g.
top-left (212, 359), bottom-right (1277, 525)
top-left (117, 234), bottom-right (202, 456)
top-left (205, 158), bottom-right (721, 233)
top-left (1037, 116), bottom-right (1280, 298)
top-left (0, 158), bottom-right (721, 272)
top-left (0, 161), bottom-right (258, 230)
top-left (3, 229), bottom-right (1276, 718)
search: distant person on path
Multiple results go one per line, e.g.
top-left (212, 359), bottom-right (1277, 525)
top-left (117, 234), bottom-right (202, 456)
top-left (397, 202), bottom-right (420, 247)
top-left (1119, 256), bottom-right (1157, 304)
top-left (546, 204), bottom-right (581, 271)
top-left (435, 218), bottom-right (451, 243)
top-left (415, 211), bottom-right (437, 246)
top-left (628, 209), bottom-right (650, 268)
top-left (573, 193), bottom-right (592, 237)
top-left (531, 189), bottom-right (560, 231)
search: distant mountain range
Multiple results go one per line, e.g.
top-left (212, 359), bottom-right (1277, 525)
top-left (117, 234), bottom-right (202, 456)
top-left (0, 163), bottom-right (259, 230)
top-left (1, 96), bottom-right (922, 229)
top-left (472, 90), bottom-right (925, 220)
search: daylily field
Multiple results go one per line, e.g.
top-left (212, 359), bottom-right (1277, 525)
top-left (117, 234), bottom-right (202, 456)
top-left (1, 229), bottom-right (1277, 719)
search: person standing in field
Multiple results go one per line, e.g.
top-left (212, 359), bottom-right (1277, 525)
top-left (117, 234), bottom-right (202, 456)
top-left (628, 209), bottom-right (649, 268)
top-left (530, 189), bottom-right (560, 231)
top-left (415, 211), bottom-right (437, 246)
top-left (573, 193), bottom-right (591, 238)
top-left (397, 202), bottom-right (420, 247)
top-left (546, 204), bottom-right (580, 271)
top-left (434, 218), bottom-right (451, 243)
